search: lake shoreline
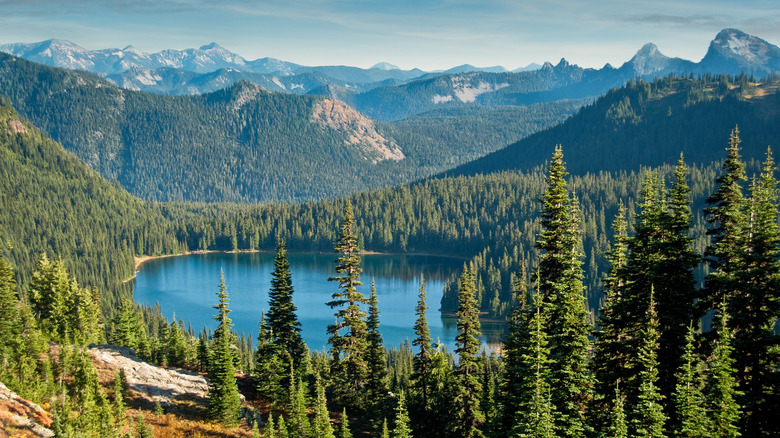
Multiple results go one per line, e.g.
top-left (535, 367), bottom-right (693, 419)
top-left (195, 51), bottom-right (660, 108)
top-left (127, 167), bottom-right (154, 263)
top-left (126, 248), bottom-right (468, 283)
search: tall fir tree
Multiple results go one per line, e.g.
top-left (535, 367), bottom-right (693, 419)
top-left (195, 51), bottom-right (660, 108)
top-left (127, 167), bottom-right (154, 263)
top-left (410, 274), bottom-right (434, 434)
top-left (592, 203), bottom-right (630, 429)
top-left (327, 204), bottom-right (369, 409)
top-left (734, 148), bottom-right (780, 435)
top-left (535, 145), bottom-right (592, 437)
top-left (266, 239), bottom-right (306, 365)
top-left (630, 289), bottom-right (667, 438)
top-left (673, 324), bottom-right (709, 438)
top-left (313, 376), bottom-right (336, 438)
top-left (705, 303), bottom-right (741, 438)
top-left (453, 265), bottom-right (485, 438)
top-left (392, 391), bottom-right (413, 438)
top-left (608, 383), bottom-right (628, 438)
top-left (365, 279), bottom-right (388, 419)
top-left (206, 270), bottom-right (241, 425)
top-left (512, 292), bottom-right (556, 438)
top-left (495, 261), bottom-right (531, 436)
top-left (703, 128), bottom-right (748, 326)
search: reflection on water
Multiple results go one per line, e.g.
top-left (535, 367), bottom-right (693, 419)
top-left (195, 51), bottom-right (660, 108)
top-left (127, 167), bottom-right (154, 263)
top-left (133, 252), bottom-right (506, 353)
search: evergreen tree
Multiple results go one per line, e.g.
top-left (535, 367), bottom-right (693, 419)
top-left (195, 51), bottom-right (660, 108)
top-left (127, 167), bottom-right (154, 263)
top-left (266, 414), bottom-right (276, 438)
top-left (703, 128), bottom-right (747, 326)
top-left (339, 408), bottom-right (353, 438)
top-left (630, 289), bottom-right (667, 438)
top-left (313, 376), bottom-right (336, 438)
top-left (365, 279), bottom-right (388, 414)
top-left (512, 293), bottom-right (556, 438)
top-left (735, 147), bottom-right (780, 435)
top-left (592, 203), bottom-right (630, 429)
top-left (410, 275), bottom-right (433, 414)
top-left (608, 384), bottom-right (628, 438)
top-left (266, 239), bottom-right (305, 364)
top-left (206, 270), bottom-right (241, 425)
top-left (327, 204), bottom-right (369, 409)
top-left (673, 324), bottom-right (708, 438)
top-left (392, 391), bottom-right (412, 438)
top-left (381, 418), bottom-right (390, 438)
top-left (495, 261), bottom-right (530, 436)
top-left (705, 304), bottom-right (741, 438)
top-left (278, 414), bottom-right (289, 438)
top-left (535, 145), bottom-right (592, 437)
top-left (453, 265), bottom-right (485, 437)
top-left (288, 374), bottom-right (311, 438)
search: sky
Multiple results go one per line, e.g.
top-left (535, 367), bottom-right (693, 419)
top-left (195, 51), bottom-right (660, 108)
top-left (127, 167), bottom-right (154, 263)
top-left (0, 0), bottom-right (778, 71)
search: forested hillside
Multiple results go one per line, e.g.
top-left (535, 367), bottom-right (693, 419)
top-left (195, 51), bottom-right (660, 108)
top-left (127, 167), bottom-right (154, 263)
top-left (0, 53), bottom-right (582, 203)
top-left (447, 74), bottom-right (780, 177)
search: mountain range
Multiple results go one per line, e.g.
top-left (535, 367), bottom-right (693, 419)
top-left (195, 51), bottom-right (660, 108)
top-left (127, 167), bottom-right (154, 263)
top-left (2, 29), bottom-right (778, 121)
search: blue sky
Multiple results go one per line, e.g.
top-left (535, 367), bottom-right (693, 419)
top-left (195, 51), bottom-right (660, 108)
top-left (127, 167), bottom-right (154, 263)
top-left (1, 0), bottom-right (778, 70)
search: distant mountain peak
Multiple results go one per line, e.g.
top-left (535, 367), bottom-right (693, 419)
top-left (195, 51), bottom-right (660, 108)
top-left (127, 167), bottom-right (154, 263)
top-left (701, 28), bottom-right (780, 75)
top-left (371, 62), bottom-right (399, 71)
top-left (626, 42), bottom-right (673, 75)
top-left (199, 42), bottom-right (225, 51)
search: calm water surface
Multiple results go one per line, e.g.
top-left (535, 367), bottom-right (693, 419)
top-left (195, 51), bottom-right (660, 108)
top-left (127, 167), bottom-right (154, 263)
top-left (133, 252), bottom-right (506, 353)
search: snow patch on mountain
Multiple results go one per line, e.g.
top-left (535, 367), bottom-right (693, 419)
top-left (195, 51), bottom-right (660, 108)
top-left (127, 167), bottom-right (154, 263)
top-left (451, 76), bottom-right (509, 103)
top-left (271, 76), bottom-right (285, 90)
top-left (433, 94), bottom-right (454, 104)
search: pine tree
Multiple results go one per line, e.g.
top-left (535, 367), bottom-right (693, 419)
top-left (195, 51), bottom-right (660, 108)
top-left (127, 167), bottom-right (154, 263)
top-left (704, 128), bottom-right (747, 327)
top-left (734, 147), bottom-right (780, 435)
top-left (535, 145), bottom-right (591, 437)
top-left (265, 414), bottom-right (276, 438)
top-left (327, 204), bottom-right (369, 409)
top-left (496, 262), bottom-right (531, 436)
top-left (365, 279), bottom-right (388, 416)
top-left (592, 203), bottom-right (631, 429)
top-left (266, 239), bottom-right (305, 364)
top-left (313, 376), bottom-right (335, 438)
top-left (411, 275), bottom-right (433, 411)
top-left (453, 265), bottom-right (485, 437)
top-left (512, 293), bottom-right (556, 438)
top-left (339, 408), bottom-right (353, 438)
top-left (278, 414), bottom-right (289, 438)
top-left (206, 270), bottom-right (241, 425)
top-left (673, 324), bottom-right (708, 438)
top-left (608, 383), bottom-right (628, 438)
top-left (630, 289), bottom-right (667, 438)
top-left (392, 391), bottom-right (412, 438)
top-left (288, 374), bottom-right (311, 438)
top-left (706, 304), bottom-right (741, 438)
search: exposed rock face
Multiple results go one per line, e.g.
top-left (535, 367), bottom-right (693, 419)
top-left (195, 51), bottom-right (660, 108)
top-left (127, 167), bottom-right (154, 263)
top-left (311, 99), bottom-right (405, 163)
top-left (0, 381), bottom-right (53, 438)
top-left (89, 344), bottom-right (209, 408)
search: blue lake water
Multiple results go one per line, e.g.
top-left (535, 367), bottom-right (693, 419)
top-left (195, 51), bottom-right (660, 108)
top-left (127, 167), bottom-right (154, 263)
top-left (133, 252), bottom-right (506, 354)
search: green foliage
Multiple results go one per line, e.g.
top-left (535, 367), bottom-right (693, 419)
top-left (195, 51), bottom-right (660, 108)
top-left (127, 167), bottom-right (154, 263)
top-left (266, 239), bottom-right (305, 364)
top-left (673, 324), bottom-right (709, 438)
top-left (535, 146), bottom-right (592, 437)
top-left (365, 279), bottom-right (388, 418)
top-left (391, 391), bottom-right (412, 438)
top-left (206, 271), bottom-right (242, 425)
top-left (453, 265), bottom-right (485, 437)
top-left (630, 290), bottom-right (667, 438)
top-left (705, 305), bottom-right (741, 438)
top-left (327, 205), bottom-right (369, 409)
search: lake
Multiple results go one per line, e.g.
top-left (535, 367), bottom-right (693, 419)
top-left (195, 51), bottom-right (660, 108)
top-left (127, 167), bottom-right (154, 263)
top-left (132, 252), bottom-right (506, 354)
